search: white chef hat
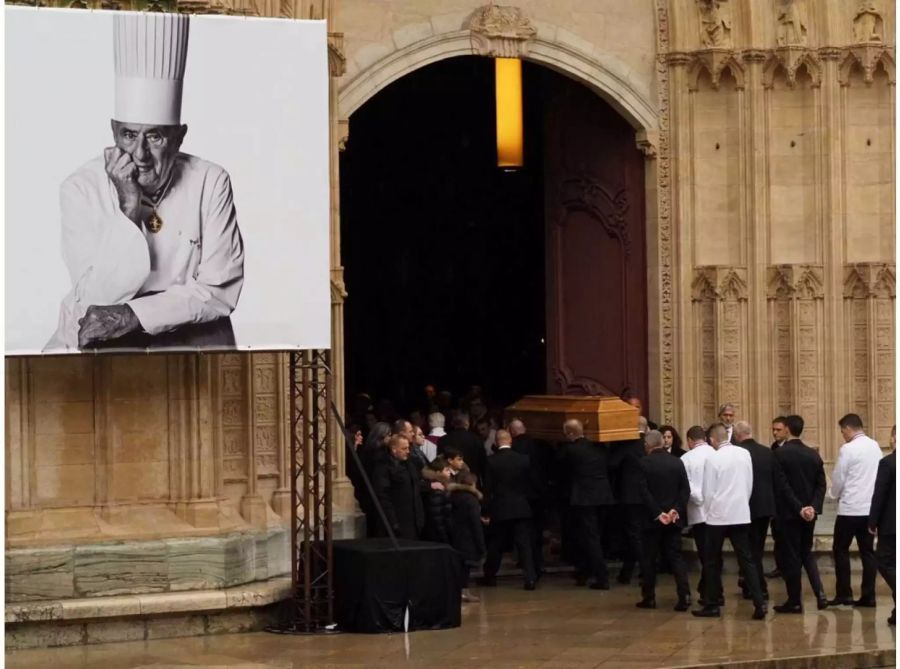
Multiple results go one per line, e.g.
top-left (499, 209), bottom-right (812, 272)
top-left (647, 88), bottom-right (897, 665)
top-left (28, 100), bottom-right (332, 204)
top-left (113, 13), bottom-right (190, 126)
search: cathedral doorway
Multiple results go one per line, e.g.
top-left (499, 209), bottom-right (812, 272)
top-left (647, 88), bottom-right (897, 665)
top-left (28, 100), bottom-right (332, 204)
top-left (340, 56), bottom-right (648, 415)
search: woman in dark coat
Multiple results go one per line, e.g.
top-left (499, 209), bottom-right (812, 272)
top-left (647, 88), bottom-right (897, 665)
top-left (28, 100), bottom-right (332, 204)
top-left (450, 470), bottom-right (486, 602)
top-left (660, 425), bottom-right (686, 458)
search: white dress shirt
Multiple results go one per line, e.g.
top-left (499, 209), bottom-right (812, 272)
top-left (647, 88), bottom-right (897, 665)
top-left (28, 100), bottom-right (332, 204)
top-left (702, 442), bottom-right (753, 526)
top-left (681, 442), bottom-right (715, 526)
top-left (829, 432), bottom-right (883, 516)
top-left (46, 153), bottom-right (244, 350)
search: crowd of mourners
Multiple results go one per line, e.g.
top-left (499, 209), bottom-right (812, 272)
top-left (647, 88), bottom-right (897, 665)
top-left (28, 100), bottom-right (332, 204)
top-left (345, 385), bottom-right (896, 623)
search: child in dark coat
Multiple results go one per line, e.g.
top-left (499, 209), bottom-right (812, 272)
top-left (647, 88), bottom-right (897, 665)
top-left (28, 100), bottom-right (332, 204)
top-left (450, 470), bottom-right (486, 602)
top-left (423, 457), bottom-right (454, 543)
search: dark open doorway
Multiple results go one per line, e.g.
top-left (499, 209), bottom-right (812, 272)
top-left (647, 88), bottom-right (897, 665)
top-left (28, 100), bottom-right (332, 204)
top-left (340, 57), bottom-right (547, 411)
top-left (340, 56), bottom-right (648, 416)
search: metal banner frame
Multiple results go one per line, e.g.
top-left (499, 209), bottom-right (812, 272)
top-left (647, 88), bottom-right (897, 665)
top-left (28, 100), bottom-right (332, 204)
top-left (287, 349), bottom-right (335, 632)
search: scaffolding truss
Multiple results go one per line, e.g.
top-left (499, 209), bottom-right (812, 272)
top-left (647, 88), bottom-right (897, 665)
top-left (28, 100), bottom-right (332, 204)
top-left (287, 349), bottom-right (334, 632)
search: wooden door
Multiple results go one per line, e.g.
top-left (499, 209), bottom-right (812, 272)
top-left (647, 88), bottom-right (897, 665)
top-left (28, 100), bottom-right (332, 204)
top-left (543, 73), bottom-right (649, 412)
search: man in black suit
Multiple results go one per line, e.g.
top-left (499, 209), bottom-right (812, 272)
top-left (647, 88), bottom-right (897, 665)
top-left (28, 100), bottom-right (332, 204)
top-left (481, 429), bottom-right (537, 590)
top-left (733, 420), bottom-right (779, 603)
top-left (772, 414), bottom-right (826, 613)
top-left (766, 416), bottom-right (790, 579)
top-left (510, 418), bottom-right (550, 578)
top-left (372, 435), bottom-right (425, 540)
top-left (439, 411), bottom-right (488, 485)
top-left (636, 430), bottom-right (691, 611)
top-left (608, 418), bottom-right (646, 584)
top-left (868, 425), bottom-right (896, 625)
top-left (560, 419), bottom-right (616, 590)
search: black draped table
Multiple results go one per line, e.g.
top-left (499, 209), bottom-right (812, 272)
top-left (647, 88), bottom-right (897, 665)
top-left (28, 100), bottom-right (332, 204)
top-left (333, 538), bottom-right (462, 633)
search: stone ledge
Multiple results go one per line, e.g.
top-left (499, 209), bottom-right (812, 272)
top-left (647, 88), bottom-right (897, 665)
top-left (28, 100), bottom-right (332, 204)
top-left (6, 576), bottom-right (291, 624)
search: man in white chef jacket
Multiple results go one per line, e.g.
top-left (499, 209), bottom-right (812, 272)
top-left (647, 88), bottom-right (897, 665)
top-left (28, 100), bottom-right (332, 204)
top-left (680, 425), bottom-right (715, 602)
top-left (691, 423), bottom-right (767, 620)
top-left (45, 12), bottom-right (244, 352)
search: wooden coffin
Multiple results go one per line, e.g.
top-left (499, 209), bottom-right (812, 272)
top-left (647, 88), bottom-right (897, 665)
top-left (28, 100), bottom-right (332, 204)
top-left (504, 395), bottom-right (639, 443)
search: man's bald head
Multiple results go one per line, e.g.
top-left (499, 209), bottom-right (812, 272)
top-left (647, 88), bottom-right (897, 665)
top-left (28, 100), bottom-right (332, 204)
top-left (732, 421), bottom-right (752, 442)
top-left (638, 416), bottom-right (648, 434)
top-left (508, 419), bottom-right (526, 437)
top-left (563, 419), bottom-right (584, 440)
top-left (495, 429), bottom-right (512, 446)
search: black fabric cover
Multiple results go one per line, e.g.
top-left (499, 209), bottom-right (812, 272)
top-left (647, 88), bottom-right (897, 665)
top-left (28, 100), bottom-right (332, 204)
top-left (333, 538), bottom-right (462, 633)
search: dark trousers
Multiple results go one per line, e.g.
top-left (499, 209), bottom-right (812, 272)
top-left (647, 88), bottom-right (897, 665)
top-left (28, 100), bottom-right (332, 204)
top-left (641, 523), bottom-right (690, 601)
top-left (484, 518), bottom-right (536, 583)
top-left (528, 498), bottom-right (546, 575)
top-left (743, 516), bottom-right (771, 598)
top-left (704, 523), bottom-right (765, 609)
top-left (573, 505), bottom-right (610, 585)
top-left (779, 517), bottom-right (816, 604)
top-left (692, 522), bottom-right (708, 597)
top-left (833, 515), bottom-right (878, 601)
top-left (876, 534), bottom-right (896, 608)
top-left (618, 504), bottom-right (644, 581)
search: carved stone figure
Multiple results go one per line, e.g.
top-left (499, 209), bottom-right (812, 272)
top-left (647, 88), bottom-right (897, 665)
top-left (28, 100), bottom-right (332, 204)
top-left (853, 1), bottom-right (884, 43)
top-left (698, 0), bottom-right (732, 48)
top-left (468, 4), bottom-right (537, 57)
top-left (776, 0), bottom-right (807, 46)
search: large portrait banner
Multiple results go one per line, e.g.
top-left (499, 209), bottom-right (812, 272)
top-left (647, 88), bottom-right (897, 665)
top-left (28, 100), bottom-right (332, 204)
top-left (6, 7), bottom-right (330, 354)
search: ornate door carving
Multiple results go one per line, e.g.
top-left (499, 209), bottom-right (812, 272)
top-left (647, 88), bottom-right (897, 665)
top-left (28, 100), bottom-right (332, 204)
top-left (544, 73), bottom-right (648, 410)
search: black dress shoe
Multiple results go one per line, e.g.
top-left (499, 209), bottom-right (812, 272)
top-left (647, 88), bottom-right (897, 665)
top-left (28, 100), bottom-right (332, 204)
top-left (674, 597), bottom-right (691, 612)
top-left (699, 596), bottom-right (725, 607)
top-left (765, 568), bottom-right (782, 579)
top-left (589, 581), bottom-right (610, 590)
top-left (752, 605), bottom-right (767, 620)
top-left (635, 598), bottom-right (656, 609)
top-left (524, 581), bottom-right (537, 591)
top-left (773, 602), bottom-right (803, 614)
top-left (691, 607), bottom-right (721, 618)
top-left (854, 598), bottom-right (877, 608)
top-left (827, 596), bottom-right (854, 607)
top-left (816, 595), bottom-right (829, 610)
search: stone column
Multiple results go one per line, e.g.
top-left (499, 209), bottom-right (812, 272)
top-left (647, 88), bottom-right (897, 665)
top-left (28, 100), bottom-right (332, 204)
top-left (743, 49), bottom-right (771, 433)
top-left (240, 353), bottom-right (268, 526)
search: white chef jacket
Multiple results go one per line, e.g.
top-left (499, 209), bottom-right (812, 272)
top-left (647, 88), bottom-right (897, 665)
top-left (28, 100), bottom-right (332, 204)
top-left (829, 432), bottom-right (883, 516)
top-left (45, 153), bottom-right (244, 351)
top-left (681, 441), bottom-right (715, 526)
top-left (702, 442), bottom-right (753, 526)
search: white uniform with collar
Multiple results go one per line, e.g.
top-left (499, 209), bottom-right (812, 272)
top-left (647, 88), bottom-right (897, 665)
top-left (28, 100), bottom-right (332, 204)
top-left (45, 153), bottom-right (243, 351)
top-left (829, 432), bottom-right (883, 516)
top-left (681, 441), bottom-right (715, 526)
top-left (702, 442), bottom-right (753, 526)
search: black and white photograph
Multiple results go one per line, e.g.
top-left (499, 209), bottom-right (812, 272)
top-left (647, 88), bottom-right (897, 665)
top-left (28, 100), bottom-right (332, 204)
top-left (6, 7), bottom-right (330, 354)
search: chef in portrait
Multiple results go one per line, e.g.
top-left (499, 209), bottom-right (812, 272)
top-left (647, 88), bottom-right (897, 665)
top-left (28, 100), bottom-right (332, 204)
top-left (45, 12), bottom-right (244, 352)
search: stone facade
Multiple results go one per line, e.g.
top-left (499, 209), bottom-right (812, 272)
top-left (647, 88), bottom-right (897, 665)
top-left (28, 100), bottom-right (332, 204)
top-left (4, 0), bottom-right (895, 642)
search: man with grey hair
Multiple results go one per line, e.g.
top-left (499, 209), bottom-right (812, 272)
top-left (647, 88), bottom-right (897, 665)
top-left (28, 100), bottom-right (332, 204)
top-left (718, 403), bottom-right (737, 443)
top-left (636, 430), bottom-right (691, 611)
top-left (733, 421), bottom-right (780, 604)
top-left (561, 419), bottom-right (615, 589)
top-left (426, 412), bottom-right (446, 446)
top-left (692, 423), bottom-right (766, 620)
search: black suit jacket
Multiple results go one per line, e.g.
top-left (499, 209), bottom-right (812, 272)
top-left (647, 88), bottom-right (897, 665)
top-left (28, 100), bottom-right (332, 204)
top-left (450, 489), bottom-right (487, 563)
top-left (484, 448), bottom-right (533, 521)
top-left (736, 438), bottom-right (778, 519)
top-left (512, 434), bottom-right (551, 500)
top-left (560, 437), bottom-right (615, 507)
top-left (372, 456), bottom-right (425, 540)
top-left (608, 438), bottom-right (646, 505)
top-left (438, 428), bottom-right (487, 482)
top-left (773, 439), bottom-right (826, 519)
top-left (638, 449), bottom-right (690, 527)
top-left (869, 451), bottom-right (896, 535)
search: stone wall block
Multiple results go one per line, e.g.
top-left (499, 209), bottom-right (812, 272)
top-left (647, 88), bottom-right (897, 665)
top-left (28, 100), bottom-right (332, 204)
top-left (74, 542), bottom-right (167, 598)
